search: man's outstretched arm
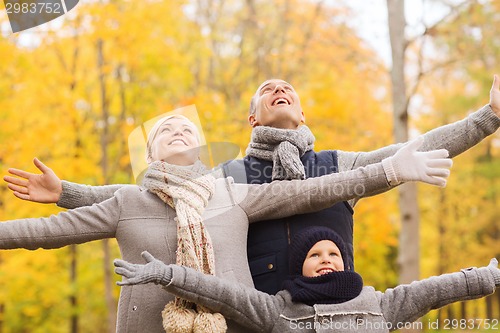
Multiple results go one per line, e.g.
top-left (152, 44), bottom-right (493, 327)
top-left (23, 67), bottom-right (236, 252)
top-left (339, 74), bottom-right (500, 172)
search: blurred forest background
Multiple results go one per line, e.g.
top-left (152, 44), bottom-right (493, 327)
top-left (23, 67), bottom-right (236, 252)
top-left (0, 0), bottom-right (498, 332)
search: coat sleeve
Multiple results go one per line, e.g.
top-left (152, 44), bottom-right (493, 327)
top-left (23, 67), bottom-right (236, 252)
top-left (57, 180), bottom-right (127, 209)
top-left (0, 192), bottom-right (122, 250)
top-left (165, 265), bottom-right (284, 332)
top-left (338, 105), bottom-right (500, 172)
top-left (378, 266), bottom-right (496, 331)
top-left (237, 162), bottom-right (389, 223)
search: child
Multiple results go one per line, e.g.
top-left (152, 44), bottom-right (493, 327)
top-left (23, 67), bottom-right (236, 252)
top-left (114, 227), bottom-right (500, 333)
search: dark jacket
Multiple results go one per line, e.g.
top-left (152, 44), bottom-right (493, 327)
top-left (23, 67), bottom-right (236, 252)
top-left (223, 150), bottom-right (354, 295)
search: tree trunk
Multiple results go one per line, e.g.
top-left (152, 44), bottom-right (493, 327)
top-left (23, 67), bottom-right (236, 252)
top-left (387, 1), bottom-right (421, 331)
top-left (97, 38), bottom-right (117, 333)
top-left (0, 254), bottom-right (3, 333)
top-left (436, 190), bottom-right (447, 323)
top-left (70, 244), bottom-right (78, 333)
top-left (496, 291), bottom-right (500, 321)
top-left (460, 301), bottom-right (466, 320)
top-left (484, 295), bottom-right (492, 322)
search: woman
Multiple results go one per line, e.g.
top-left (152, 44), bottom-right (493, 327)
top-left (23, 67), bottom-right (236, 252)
top-left (0, 115), bottom-right (452, 332)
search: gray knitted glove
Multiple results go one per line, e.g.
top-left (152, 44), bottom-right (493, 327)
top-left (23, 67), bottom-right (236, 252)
top-left (382, 136), bottom-right (452, 187)
top-left (114, 251), bottom-right (172, 286)
top-left (487, 258), bottom-right (500, 287)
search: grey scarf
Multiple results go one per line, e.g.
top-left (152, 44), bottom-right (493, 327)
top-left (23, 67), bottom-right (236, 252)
top-left (245, 125), bottom-right (315, 180)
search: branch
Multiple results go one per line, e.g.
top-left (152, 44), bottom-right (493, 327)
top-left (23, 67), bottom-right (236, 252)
top-left (408, 0), bottom-right (476, 46)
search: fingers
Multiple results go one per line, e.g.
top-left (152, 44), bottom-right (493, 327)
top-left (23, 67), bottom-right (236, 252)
top-left (13, 191), bottom-right (32, 201)
top-left (116, 278), bottom-right (135, 286)
top-left (426, 158), bottom-right (453, 169)
top-left (426, 167), bottom-right (450, 178)
top-left (489, 258), bottom-right (498, 267)
top-left (141, 251), bottom-right (156, 263)
top-left (424, 156), bottom-right (451, 188)
top-left (33, 158), bottom-right (51, 174)
top-left (6, 168), bottom-right (33, 179)
top-left (404, 136), bottom-right (425, 151)
top-left (113, 259), bottom-right (134, 269)
top-left (418, 149), bottom-right (449, 160)
top-left (114, 259), bottom-right (138, 286)
top-left (114, 266), bottom-right (136, 279)
top-left (492, 74), bottom-right (499, 92)
top-left (3, 175), bottom-right (29, 187)
top-left (4, 180), bottom-right (32, 201)
top-left (423, 175), bottom-right (447, 188)
top-left (6, 182), bottom-right (29, 194)
top-left (4, 176), bottom-right (33, 201)
top-left (433, 177), bottom-right (447, 187)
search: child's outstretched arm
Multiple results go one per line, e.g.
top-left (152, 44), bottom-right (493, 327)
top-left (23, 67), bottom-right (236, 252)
top-left (114, 251), bottom-right (283, 332)
top-left (378, 259), bottom-right (500, 331)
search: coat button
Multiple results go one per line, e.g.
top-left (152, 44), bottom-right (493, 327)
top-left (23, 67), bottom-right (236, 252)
top-left (267, 263), bottom-right (274, 270)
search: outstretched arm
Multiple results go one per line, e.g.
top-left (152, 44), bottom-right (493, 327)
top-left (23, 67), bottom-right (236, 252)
top-left (4, 158), bottom-right (125, 209)
top-left (0, 192), bottom-right (122, 250)
top-left (379, 259), bottom-right (500, 331)
top-left (239, 137), bottom-right (452, 222)
top-left (339, 74), bottom-right (500, 172)
top-left (114, 251), bottom-right (283, 332)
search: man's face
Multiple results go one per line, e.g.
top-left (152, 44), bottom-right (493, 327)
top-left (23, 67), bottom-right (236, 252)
top-left (302, 240), bottom-right (344, 277)
top-left (249, 79), bottom-right (305, 129)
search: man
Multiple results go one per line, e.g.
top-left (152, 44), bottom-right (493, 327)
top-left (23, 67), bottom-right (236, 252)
top-left (5, 76), bottom-right (500, 295)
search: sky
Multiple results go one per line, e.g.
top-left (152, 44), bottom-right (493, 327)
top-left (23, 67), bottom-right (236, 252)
top-left (343, 0), bottom-right (469, 66)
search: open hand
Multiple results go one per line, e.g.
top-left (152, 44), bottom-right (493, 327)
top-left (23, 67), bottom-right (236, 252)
top-left (383, 136), bottom-right (453, 187)
top-left (3, 158), bottom-right (62, 203)
top-left (114, 251), bottom-right (172, 286)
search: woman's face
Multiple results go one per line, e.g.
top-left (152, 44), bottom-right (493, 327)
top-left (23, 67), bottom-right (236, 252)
top-left (148, 117), bottom-right (200, 166)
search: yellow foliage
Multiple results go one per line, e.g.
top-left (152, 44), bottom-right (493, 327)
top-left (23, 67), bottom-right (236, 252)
top-left (0, 0), bottom-right (498, 330)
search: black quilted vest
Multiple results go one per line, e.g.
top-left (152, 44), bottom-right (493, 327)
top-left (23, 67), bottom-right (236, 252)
top-left (222, 150), bottom-right (354, 295)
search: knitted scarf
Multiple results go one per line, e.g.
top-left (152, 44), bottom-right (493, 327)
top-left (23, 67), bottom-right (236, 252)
top-left (142, 160), bottom-right (227, 333)
top-left (282, 271), bottom-right (364, 306)
top-left (245, 125), bottom-right (315, 180)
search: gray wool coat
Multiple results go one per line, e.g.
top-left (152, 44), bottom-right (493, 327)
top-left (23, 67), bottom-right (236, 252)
top-left (0, 163), bottom-right (391, 333)
top-left (162, 263), bottom-right (498, 333)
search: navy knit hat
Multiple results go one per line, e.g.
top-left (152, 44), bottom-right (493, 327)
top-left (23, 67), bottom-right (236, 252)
top-left (289, 226), bottom-right (349, 276)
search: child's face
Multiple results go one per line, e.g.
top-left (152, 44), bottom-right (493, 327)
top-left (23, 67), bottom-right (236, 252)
top-left (302, 240), bottom-right (344, 277)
